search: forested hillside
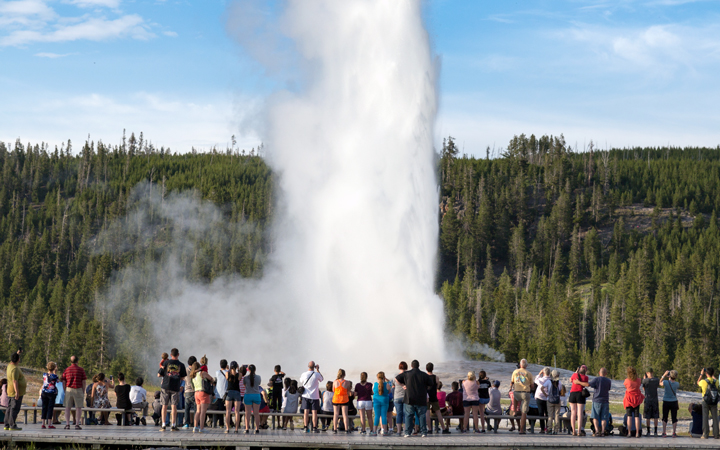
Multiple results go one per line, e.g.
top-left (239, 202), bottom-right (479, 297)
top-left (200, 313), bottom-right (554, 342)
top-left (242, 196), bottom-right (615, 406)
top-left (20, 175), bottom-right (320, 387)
top-left (2, 131), bottom-right (720, 390)
top-left (439, 135), bottom-right (720, 388)
top-left (0, 134), bottom-right (272, 377)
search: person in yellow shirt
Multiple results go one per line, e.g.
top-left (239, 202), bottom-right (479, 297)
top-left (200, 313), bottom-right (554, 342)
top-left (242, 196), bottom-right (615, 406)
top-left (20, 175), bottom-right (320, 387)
top-left (510, 359), bottom-right (534, 434)
top-left (697, 368), bottom-right (719, 439)
top-left (4, 353), bottom-right (26, 431)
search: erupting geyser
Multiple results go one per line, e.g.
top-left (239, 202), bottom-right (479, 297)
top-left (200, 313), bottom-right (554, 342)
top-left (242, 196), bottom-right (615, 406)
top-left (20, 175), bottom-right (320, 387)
top-left (144, 0), bottom-right (445, 371)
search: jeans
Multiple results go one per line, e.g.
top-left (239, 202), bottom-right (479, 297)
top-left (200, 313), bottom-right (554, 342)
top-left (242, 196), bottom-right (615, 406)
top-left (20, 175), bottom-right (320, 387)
top-left (702, 402), bottom-right (719, 439)
top-left (394, 400), bottom-right (405, 427)
top-left (404, 403), bottom-right (427, 436)
top-left (41, 392), bottom-right (57, 420)
top-left (6, 396), bottom-right (23, 428)
top-left (536, 399), bottom-right (548, 431)
top-left (373, 398), bottom-right (389, 427)
top-left (184, 393), bottom-right (195, 426)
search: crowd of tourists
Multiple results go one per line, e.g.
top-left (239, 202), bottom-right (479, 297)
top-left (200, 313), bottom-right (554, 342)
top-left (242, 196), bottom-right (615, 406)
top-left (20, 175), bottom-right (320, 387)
top-left (2, 350), bottom-right (719, 440)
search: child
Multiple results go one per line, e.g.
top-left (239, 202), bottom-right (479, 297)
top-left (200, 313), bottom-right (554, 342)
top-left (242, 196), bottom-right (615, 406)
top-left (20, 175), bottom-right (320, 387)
top-left (41, 362), bottom-right (59, 429)
top-left (446, 381), bottom-right (463, 431)
top-left (151, 391), bottom-right (162, 426)
top-left (282, 380), bottom-right (300, 430)
top-left (199, 355), bottom-right (208, 373)
top-left (269, 365), bottom-right (286, 412)
top-left (159, 352), bottom-right (168, 369)
top-left (320, 381), bottom-right (334, 430)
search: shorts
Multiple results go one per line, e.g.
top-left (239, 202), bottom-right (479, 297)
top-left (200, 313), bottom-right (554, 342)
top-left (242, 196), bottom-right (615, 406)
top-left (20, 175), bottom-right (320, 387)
top-left (302, 398), bottom-right (321, 411)
top-left (194, 391), bottom-right (211, 405)
top-left (243, 394), bottom-right (261, 405)
top-left (226, 390), bottom-right (242, 402)
top-left (358, 400), bottom-right (373, 411)
top-left (259, 406), bottom-right (270, 413)
top-left (332, 401), bottom-right (349, 407)
top-left (644, 401), bottom-right (659, 419)
top-left (591, 401), bottom-right (609, 421)
top-left (161, 389), bottom-right (180, 406)
top-left (478, 398), bottom-right (490, 405)
top-left (625, 405), bottom-right (640, 415)
top-left (516, 392), bottom-right (531, 413)
top-left (65, 388), bottom-right (84, 409)
top-left (463, 400), bottom-right (480, 407)
top-left (388, 400), bottom-right (394, 412)
top-left (429, 401), bottom-right (440, 413)
top-left (568, 391), bottom-right (586, 405)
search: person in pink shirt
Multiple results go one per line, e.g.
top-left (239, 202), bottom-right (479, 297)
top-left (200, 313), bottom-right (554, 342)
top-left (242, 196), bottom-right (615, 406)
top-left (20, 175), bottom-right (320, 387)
top-left (462, 372), bottom-right (480, 433)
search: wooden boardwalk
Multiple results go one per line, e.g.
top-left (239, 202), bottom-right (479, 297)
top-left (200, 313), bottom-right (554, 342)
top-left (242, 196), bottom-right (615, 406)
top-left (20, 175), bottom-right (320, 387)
top-left (0, 424), bottom-right (716, 449)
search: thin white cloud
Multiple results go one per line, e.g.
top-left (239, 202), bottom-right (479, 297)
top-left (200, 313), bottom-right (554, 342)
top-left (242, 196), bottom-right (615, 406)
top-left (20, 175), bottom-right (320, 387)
top-left (0, 14), bottom-right (153, 46)
top-left (66, 0), bottom-right (121, 8)
top-left (163, 30), bottom-right (177, 37)
top-left (34, 51), bottom-right (75, 57)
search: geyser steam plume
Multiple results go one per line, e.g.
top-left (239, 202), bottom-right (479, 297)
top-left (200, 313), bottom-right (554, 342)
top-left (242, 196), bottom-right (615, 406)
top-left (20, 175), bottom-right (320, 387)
top-left (109, 0), bottom-right (445, 372)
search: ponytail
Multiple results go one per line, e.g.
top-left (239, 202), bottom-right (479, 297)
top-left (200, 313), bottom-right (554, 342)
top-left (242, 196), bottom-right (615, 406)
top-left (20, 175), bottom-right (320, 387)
top-left (249, 364), bottom-right (256, 387)
top-left (377, 372), bottom-right (386, 396)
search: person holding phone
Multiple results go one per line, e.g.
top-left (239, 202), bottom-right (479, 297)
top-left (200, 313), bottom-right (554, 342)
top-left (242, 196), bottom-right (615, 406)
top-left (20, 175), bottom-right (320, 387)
top-left (299, 361), bottom-right (324, 433)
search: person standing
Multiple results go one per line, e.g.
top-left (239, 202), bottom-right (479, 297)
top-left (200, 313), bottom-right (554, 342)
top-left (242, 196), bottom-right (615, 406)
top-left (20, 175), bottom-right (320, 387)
top-left (698, 367), bottom-right (719, 439)
top-left (462, 371), bottom-right (480, 433)
top-left (243, 364), bottom-right (262, 434)
top-left (331, 369), bottom-right (351, 434)
top-left (61, 355), bottom-right (86, 430)
top-left (158, 348), bottom-right (187, 432)
top-left (568, 364), bottom-right (589, 436)
top-left (510, 359), bottom-right (535, 435)
top-left (426, 363), bottom-right (447, 434)
top-left (588, 368), bottom-right (612, 437)
top-left (641, 368), bottom-right (660, 436)
top-left (393, 361), bottom-right (408, 435)
top-left (4, 353), bottom-right (26, 431)
top-left (659, 370), bottom-right (679, 437)
top-left (371, 372), bottom-right (392, 436)
top-left (534, 368), bottom-right (551, 434)
top-left (354, 372), bottom-right (373, 434)
top-left (190, 362), bottom-right (214, 433)
top-left (40, 362), bottom-right (59, 429)
top-left (182, 356), bottom-right (197, 429)
top-left (623, 366), bottom-right (645, 439)
top-left (546, 370), bottom-right (563, 435)
top-left (299, 361), bottom-right (323, 433)
top-left (214, 359), bottom-right (229, 403)
top-left (395, 360), bottom-right (433, 438)
top-left (225, 361), bottom-right (243, 433)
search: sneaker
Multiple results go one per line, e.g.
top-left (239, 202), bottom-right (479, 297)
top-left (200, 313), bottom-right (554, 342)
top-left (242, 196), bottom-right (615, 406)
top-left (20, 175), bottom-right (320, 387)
top-left (442, 429), bottom-right (451, 434)
top-left (333, 430), bottom-right (337, 434)
top-left (370, 431), bottom-right (377, 436)
top-left (404, 434), bottom-right (411, 438)
top-left (42, 425), bottom-right (47, 429)
top-left (196, 428), bottom-right (203, 434)
top-left (171, 426), bottom-right (179, 431)
top-left (192, 427), bottom-right (197, 433)
top-left (421, 433), bottom-right (427, 438)
top-left (4, 426), bottom-right (10, 431)
top-left (9, 426), bottom-right (22, 431)
top-left (140, 418), bottom-right (146, 426)
top-left (305, 427), bottom-right (310, 433)
top-left (313, 427), bottom-right (320, 433)
top-left (160, 425), bottom-right (166, 432)
top-left (182, 424), bottom-right (189, 429)
top-left (48, 425), bottom-right (56, 429)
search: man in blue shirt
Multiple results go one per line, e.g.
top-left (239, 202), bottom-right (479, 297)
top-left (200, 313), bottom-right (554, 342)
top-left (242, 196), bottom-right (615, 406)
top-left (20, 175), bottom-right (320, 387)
top-left (588, 368), bottom-right (612, 436)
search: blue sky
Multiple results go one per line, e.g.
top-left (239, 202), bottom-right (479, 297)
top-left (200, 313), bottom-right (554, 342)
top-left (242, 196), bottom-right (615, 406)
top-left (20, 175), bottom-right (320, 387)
top-left (1, 0), bottom-right (719, 155)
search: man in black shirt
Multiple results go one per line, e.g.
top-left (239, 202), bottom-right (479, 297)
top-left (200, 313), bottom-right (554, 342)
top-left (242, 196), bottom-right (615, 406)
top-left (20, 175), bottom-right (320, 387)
top-left (395, 360), bottom-right (433, 438)
top-left (157, 348), bottom-right (187, 431)
top-left (642, 369), bottom-right (660, 436)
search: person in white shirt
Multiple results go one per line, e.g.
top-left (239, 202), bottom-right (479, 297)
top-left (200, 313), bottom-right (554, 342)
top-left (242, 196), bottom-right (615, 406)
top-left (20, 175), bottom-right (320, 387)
top-left (298, 361), bottom-right (324, 432)
top-left (535, 367), bottom-right (552, 433)
top-left (130, 377), bottom-right (148, 425)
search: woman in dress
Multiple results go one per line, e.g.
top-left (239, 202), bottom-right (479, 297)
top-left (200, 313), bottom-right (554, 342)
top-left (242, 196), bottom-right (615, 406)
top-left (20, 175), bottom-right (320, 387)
top-left (623, 366), bottom-right (645, 438)
top-left (91, 373), bottom-right (113, 425)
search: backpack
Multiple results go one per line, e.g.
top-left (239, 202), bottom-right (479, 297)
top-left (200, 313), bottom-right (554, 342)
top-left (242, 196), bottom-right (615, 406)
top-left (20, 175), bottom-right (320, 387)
top-left (703, 378), bottom-right (719, 406)
top-left (547, 380), bottom-right (560, 404)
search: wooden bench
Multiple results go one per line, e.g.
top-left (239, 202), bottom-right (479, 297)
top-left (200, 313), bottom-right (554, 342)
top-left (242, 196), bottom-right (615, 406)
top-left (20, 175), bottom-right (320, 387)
top-left (20, 406), bottom-right (141, 426)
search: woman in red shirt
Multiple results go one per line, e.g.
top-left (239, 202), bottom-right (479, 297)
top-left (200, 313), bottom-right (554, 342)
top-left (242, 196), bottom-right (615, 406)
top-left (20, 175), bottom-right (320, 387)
top-left (569, 365), bottom-right (589, 436)
top-left (623, 366), bottom-right (644, 438)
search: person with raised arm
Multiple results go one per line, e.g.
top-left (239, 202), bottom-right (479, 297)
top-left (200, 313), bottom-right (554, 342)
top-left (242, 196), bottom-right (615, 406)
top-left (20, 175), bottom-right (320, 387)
top-left (568, 364), bottom-right (589, 436)
top-left (697, 367), bottom-right (719, 439)
top-left (299, 361), bottom-right (324, 433)
top-left (623, 366), bottom-right (645, 439)
top-left (659, 369), bottom-right (679, 437)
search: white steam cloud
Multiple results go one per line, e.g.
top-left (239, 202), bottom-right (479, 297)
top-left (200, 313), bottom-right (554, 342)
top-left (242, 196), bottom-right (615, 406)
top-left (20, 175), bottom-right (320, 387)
top-left (105, 0), bottom-right (445, 375)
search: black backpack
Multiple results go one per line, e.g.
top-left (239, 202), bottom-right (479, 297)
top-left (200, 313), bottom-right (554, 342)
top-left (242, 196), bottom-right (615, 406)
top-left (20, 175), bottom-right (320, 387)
top-left (547, 380), bottom-right (560, 404)
top-left (703, 378), bottom-right (719, 406)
